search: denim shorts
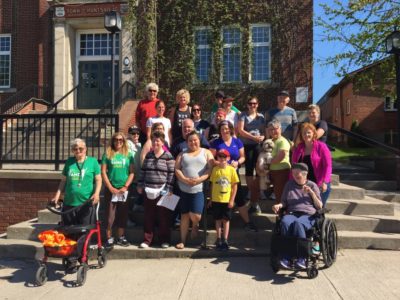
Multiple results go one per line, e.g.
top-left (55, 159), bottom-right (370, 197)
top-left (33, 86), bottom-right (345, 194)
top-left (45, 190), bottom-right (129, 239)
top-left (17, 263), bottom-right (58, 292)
top-left (180, 191), bottom-right (205, 214)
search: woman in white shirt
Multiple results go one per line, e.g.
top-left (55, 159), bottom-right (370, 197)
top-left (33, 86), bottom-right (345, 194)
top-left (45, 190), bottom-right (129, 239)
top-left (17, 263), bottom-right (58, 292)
top-left (146, 100), bottom-right (172, 146)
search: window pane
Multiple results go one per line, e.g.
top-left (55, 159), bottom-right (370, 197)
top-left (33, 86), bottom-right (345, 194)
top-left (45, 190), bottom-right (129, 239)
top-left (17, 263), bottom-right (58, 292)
top-left (80, 33), bottom-right (120, 57)
top-left (223, 47), bottom-right (240, 82)
top-left (195, 48), bottom-right (211, 82)
top-left (0, 54), bottom-right (10, 86)
top-left (0, 36), bottom-right (11, 52)
top-left (223, 28), bottom-right (240, 44)
top-left (251, 26), bottom-right (269, 43)
top-left (252, 46), bottom-right (269, 81)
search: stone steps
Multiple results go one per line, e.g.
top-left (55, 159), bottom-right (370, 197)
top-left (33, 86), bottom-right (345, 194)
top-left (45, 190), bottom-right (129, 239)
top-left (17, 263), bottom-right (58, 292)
top-left (341, 180), bottom-right (398, 191)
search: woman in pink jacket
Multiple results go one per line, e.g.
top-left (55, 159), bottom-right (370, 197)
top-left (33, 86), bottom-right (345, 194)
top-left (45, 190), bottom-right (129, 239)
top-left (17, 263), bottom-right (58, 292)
top-left (292, 123), bottom-right (332, 206)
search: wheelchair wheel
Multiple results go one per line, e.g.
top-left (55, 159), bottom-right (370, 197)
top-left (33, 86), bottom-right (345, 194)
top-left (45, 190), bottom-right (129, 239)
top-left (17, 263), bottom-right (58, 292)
top-left (270, 255), bottom-right (280, 273)
top-left (321, 219), bottom-right (338, 267)
top-left (307, 266), bottom-right (318, 279)
top-left (35, 264), bottom-right (48, 286)
top-left (76, 264), bottom-right (88, 286)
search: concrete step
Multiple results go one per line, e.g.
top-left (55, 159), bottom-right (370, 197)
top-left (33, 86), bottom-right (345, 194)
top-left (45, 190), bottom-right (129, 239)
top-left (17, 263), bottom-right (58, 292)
top-left (2, 230), bottom-right (400, 260)
top-left (333, 163), bottom-right (373, 174)
top-left (11, 210), bottom-right (400, 243)
top-left (339, 173), bottom-right (385, 181)
top-left (342, 180), bottom-right (397, 191)
top-left (238, 173), bottom-right (339, 186)
top-left (365, 191), bottom-right (400, 203)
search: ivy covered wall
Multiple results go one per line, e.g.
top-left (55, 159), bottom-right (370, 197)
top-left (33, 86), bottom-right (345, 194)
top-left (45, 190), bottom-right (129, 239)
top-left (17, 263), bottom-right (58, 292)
top-left (130, 0), bottom-right (312, 111)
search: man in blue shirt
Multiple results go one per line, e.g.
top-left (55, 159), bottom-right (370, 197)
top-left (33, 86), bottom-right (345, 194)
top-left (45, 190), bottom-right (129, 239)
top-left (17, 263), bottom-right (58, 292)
top-left (265, 90), bottom-right (298, 142)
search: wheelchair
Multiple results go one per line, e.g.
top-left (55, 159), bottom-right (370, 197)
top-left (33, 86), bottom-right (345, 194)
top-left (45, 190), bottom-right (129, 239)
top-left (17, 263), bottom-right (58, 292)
top-left (270, 208), bottom-right (338, 279)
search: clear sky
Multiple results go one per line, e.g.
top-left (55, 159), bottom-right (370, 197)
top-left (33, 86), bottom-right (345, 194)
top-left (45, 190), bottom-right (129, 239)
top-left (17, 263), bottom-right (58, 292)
top-left (313, 0), bottom-right (343, 103)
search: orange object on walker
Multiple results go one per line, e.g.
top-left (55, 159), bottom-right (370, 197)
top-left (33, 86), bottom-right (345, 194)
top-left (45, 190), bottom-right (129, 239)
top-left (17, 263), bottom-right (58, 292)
top-left (38, 230), bottom-right (77, 256)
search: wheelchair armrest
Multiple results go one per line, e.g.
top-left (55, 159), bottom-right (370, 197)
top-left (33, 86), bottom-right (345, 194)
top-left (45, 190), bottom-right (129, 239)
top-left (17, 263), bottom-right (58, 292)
top-left (316, 207), bottom-right (331, 215)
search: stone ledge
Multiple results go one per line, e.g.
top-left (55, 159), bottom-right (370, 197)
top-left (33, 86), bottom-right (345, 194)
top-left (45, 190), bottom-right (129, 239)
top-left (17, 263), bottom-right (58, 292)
top-left (0, 170), bottom-right (63, 180)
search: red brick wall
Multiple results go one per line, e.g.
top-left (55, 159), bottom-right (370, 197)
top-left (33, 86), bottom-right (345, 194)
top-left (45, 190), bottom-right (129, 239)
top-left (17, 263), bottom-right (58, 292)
top-left (0, 178), bottom-right (59, 233)
top-left (0, 0), bottom-right (52, 105)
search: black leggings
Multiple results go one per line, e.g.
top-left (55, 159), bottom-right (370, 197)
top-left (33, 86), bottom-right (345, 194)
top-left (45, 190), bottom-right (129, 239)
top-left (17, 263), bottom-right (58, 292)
top-left (244, 144), bottom-right (261, 176)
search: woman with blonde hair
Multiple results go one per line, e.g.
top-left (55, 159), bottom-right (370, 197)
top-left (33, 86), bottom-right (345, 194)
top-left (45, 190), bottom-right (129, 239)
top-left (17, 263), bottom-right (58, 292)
top-left (101, 132), bottom-right (135, 248)
top-left (292, 123), bottom-right (332, 206)
top-left (169, 89), bottom-right (192, 141)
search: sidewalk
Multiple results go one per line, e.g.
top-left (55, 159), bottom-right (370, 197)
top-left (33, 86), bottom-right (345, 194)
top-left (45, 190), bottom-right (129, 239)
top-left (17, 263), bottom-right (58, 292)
top-left (1, 249), bottom-right (399, 300)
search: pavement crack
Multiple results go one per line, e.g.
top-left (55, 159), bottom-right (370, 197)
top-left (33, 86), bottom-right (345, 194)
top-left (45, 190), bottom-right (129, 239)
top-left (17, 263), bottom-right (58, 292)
top-left (322, 270), bottom-right (345, 300)
top-left (178, 259), bottom-right (195, 300)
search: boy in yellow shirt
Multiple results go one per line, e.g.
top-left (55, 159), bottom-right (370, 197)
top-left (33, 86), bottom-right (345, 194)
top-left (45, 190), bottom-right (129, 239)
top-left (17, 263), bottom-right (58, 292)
top-left (208, 149), bottom-right (239, 250)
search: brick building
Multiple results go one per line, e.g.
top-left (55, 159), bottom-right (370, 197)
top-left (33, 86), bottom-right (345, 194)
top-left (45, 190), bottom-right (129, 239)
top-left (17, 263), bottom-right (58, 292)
top-left (0, 0), bottom-right (52, 111)
top-left (317, 61), bottom-right (397, 144)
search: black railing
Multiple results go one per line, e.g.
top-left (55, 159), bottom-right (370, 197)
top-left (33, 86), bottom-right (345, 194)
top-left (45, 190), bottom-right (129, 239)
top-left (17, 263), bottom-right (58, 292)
top-left (101, 81), bottom-right (136, 113)
top-left (0, 114), bottom-right (119, 170)
top-left (51, 84), bottom-right (80, 114)
top-left (0, 84), bottom-right (51, 114)
top-left (328, 123), bottom-right (400, 156)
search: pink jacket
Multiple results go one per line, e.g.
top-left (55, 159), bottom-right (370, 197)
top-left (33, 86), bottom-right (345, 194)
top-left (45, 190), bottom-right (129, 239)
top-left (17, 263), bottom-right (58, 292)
top-left (292, 141), bottom-right (332, 186)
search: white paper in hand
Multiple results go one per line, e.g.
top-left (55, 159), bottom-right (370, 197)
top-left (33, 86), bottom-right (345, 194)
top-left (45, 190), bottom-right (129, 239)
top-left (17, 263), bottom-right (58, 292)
top-left (157, 194), bottom-right (180, 211)
top-left (111, 191), bottom-right (129, 202)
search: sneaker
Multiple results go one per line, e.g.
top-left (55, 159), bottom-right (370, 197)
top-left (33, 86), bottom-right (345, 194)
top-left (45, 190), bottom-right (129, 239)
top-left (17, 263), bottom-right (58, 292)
top-left (220, 240), bottom-right (229, 251)
top-left (139, 242), bottom-right (149, 249)
top-left (132, 204), bottom-right (144, 212)
top-left (161, 243), bottom-right (170, 249)
top-left (116, 236), bottom-right (130, 247)
top-left (215, 239), bottom-right (222, 251)
top-left (280, 258), bottom-right (291, 269)
top-left (295, 258), bottom-right (307, 269)
top-left (244, 222), bottom-right (258, 232)
top-left (105, 237), bottom-right (114, 248)
top-left (248, 204), bottom-right (262, 215)
top-left (312, 243), bottom-right (320, 255)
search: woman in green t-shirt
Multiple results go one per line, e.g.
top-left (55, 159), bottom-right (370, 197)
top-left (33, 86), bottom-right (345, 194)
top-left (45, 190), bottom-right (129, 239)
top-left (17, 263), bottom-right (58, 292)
top-left (51, 138), bottom-right (102, 225)
top-left (101, 132), bottom-right (134, 248)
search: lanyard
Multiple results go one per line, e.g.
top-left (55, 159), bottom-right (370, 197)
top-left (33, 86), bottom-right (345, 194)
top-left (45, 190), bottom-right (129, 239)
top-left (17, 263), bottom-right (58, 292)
top-left (76, 157), bottom-right (86, 187)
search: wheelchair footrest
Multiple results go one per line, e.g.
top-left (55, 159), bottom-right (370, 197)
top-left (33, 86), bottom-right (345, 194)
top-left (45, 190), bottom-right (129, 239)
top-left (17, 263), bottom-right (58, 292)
top-left (271, 235), bottom-right (312, 258)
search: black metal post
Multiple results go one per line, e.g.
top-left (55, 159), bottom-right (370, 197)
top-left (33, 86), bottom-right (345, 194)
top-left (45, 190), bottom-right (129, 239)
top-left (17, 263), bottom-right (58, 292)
top-left (111, 32), bottom-right (115, 114)
top-left (395, 54), bottom-right (400, 149)
top-left (55, 116), bottom-right (60, 171)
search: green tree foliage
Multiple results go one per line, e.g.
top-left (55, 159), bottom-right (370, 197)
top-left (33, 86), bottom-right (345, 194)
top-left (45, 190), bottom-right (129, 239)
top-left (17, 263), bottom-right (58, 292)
top-left (316, 0), bottom-right (400, 95)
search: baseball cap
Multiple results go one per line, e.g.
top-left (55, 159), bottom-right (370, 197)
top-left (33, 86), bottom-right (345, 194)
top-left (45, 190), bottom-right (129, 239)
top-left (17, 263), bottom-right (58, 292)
top-left (223, 96), bottom-right (234, 102)
top-left (292, 163), bottom-right (309, 172)
top-left (215, 90), bottom-right (225, 99)
top-left (217, 149), bottom-right (230, 158)
top-left (278, 90), bottom-right (290, 97)
top-left (128, 126), bottom-right (140, 135)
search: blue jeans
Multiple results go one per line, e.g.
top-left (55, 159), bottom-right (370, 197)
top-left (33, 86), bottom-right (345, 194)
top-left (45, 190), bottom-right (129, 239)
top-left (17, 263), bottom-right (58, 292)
top-left (321, 182), bottom-right (331, 207)
top-left (280, 214), bottom-right (315, 239)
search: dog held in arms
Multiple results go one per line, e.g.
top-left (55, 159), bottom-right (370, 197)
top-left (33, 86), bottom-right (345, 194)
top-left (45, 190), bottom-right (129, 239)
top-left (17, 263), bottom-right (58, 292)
top-left (256, 139), bottom-right (275, 191)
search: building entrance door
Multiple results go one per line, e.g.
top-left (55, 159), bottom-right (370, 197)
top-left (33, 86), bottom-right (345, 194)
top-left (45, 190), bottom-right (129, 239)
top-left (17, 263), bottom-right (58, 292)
top-left (77, 61), bottom-right (118, 109)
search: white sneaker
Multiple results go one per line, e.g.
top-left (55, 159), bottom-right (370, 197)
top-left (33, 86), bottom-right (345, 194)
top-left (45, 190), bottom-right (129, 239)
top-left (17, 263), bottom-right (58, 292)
top-left (139, 242), bottom-right (149, 248)
top-left (161, 243), bottom-right (169, 249)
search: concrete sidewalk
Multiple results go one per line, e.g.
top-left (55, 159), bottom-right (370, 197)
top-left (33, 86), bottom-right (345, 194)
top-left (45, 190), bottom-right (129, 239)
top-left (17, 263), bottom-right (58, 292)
top-left (0, 249), bottom-right (399, 300)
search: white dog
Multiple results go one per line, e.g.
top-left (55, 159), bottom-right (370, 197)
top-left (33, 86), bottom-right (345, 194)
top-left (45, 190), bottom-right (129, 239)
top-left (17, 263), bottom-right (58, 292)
top-left (256, 139), bottom-right (275, 191)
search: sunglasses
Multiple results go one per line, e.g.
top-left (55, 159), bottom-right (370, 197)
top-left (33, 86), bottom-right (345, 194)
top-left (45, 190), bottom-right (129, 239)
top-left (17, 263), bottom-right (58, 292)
top-left (148, 89), bottom-right (157, 93)
top-left (73, 147), bottom-right (85, 152)
top-left (193, 109), bottom-right (201, 112)
top-left (114, 138), bottom-right (124, 142)
top-left (248, 102), bottom-right (258, 106)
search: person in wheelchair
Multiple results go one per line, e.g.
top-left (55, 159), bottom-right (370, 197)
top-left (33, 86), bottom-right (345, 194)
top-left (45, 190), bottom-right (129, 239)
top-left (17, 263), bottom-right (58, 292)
top-left (272, 162), bottom-right (322, 270)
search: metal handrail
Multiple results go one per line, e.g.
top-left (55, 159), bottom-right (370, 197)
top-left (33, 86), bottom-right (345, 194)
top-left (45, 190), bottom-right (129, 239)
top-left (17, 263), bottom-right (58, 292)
top-left (50, 84), bottom-right (80, 114)
top-left (327, 123), bottom-right (400, 156)
top-left (100, 81), bottom-right (136, 113)
top-left (0, 84), bottom-right (50, 114)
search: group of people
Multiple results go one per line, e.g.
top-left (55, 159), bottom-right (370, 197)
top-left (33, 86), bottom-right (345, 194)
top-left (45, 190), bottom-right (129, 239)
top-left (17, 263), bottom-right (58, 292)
top-left (51, 83), bottom-right (332, 260)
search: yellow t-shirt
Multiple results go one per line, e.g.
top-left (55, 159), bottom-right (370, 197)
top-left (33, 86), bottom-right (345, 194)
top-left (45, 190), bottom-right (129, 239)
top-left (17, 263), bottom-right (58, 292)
top-left (210, 165), bottom-right (239, 203)
top-left (270, 135), bottom-right (291, 171)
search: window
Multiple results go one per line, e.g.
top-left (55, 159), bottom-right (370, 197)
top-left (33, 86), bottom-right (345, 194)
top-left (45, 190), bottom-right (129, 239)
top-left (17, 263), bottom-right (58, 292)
top-left (194, 28), bottom-right (212, 82)
top-left (384, 96), bottom-right (397, 111)
top-left (250, 24), bottom-right (270, 81)
top-left (346, 99), bottom-right (351, 115)
top-left (0, 35), bottom-right (11, 88)
top-left (80, 33), bottom-right (120, 57)
top-left (222, 27), bottom-right (241, 82)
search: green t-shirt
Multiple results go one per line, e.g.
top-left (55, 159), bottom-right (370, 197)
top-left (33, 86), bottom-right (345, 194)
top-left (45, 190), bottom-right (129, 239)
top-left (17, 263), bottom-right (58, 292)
top-left (211, 103), bottom-right (240, 113)
top-left (101, 152), bottom-right (134, 188)
top-left (270, 136), bottom-right (291, 171)
top-left (62, 156), bottom-right (101, 206)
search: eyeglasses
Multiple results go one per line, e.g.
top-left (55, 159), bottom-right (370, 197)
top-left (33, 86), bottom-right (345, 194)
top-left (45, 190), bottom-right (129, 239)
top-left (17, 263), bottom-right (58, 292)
top-left (131, 132), bottom-right (140, 136)
top-left (148, 89), bottom-right (157, 93)
top-left (73, 147), bottom-right (85, 152)
top-left (114, 138), bottom-right (124, 142)
top-left (248, 102), bottom-right (258, 106)
top-left (193, 109), bottom-right (201, 112)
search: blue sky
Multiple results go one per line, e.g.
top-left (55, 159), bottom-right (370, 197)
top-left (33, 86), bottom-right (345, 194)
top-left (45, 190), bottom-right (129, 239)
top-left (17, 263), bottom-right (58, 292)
top-left (313, 0), bottom-right (344, 102)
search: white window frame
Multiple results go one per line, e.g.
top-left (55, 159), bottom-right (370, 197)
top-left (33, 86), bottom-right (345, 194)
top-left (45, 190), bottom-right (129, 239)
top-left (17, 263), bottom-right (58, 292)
top-left (384, 96), bottom-right (397, 111)
top-left (194, 26), bottom-right (212, 83)
top-left (76, 30), bottom-right (120, 62)
top-left (0, 34), bottom-right (11, 88)
top-left (249, 24), bottom-right (271, 82)
top-left (346, 99), bottom-right (351, 115)
top-left (221, 26), bottom-right (242, 83)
